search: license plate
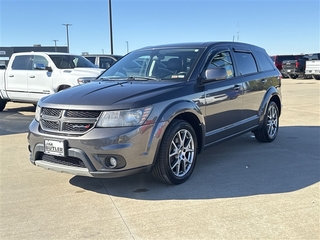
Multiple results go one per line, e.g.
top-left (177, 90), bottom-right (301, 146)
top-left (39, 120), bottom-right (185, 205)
top-left (44, 139), bottom-right (65, 157)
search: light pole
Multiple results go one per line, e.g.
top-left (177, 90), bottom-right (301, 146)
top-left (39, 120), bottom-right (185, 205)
top-left (108, 0), bottom-right (113, 54)
top-left (62, 23), bottom-right (72, 53)
top-left (126, 41), bottom-right (129, 53)
top-left (53, 40), bottom-right (58, 52)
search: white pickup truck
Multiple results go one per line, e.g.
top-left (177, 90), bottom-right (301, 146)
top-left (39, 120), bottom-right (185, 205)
top-left (0, 52), bottom-right (105, 111)
top-left (304, 53), bottom-right (320, 80)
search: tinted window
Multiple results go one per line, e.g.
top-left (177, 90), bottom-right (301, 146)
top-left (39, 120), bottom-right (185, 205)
top-left (49, 55), bottom-right (97, 69)
top-left (207, 51), bottom-right (234, 78)
top-left (254, 51), bottom-right (275, 71)
top-left (85, 57), bottom-right (96, 64)
top-left (11, 55), bottom-right (32, 70)
top-left (234, 52), bottom-right (257, 75)
top-left (100, 57), bottom-right (116, 69)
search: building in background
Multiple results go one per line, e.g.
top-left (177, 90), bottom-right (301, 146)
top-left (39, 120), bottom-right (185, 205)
top-left (0, 45), bottom-right (68, 66)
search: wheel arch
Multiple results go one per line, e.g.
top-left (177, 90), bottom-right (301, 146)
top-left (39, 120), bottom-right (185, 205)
top-left (149, 100), bottom-right (205, 166)
top-left (57, 84), bottom-right (71, 92)
top-left (258, 86), bottom-right (282, 127)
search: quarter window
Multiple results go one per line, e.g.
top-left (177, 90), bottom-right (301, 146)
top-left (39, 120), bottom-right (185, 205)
top-left (234, 52), bottom-right (257, 75)
top-left (254, 51), bottom-right (275, 71)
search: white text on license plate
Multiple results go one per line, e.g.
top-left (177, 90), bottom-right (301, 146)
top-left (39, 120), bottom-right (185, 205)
top-left (44, 139), bottom-right (65, 156)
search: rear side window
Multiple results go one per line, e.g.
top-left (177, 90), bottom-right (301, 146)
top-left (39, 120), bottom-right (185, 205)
top-left (254, 51), bottom-right (275, 71)
top-left (100, 57), bottom-right (116, 69)
top-left (234, 52), bottom-right (257, 75)
top-left (85, 57), bottom-right (95, 64)
top-left (11, 55), bottom-right (32, 70)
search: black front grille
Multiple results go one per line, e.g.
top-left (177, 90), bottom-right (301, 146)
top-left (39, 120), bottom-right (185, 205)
top-left (39, 153), bottom-right (86, 168)
top-left (41, 119), bottom-right (59, 130)
top-left (42, 107), bottom-right (62, 117)
top-left (39, 107), bottom-right (101, 134)
top-left (65, 110), bottom-right (101, 118)
top-left (64, 123), bottom-right (94, 132)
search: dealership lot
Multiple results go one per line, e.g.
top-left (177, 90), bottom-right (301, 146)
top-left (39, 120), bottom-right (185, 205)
top-left (0, 78), bottom-right (319, 239)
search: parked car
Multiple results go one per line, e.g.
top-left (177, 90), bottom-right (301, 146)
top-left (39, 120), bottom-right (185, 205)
top-left (0, 52), bottom-right (105, 111)
top-left (282, 53), bottom-right (320, 79)
top-left (270, 54), bottom-right (303, 77)
top-left (304, 53), bottom-right (320, 80)
top-left (282, 57), bottom-right (308, 79)
top-left (28, 42), bottom-right (282, 185)
top-left (83, 54), bottom-right (122, 69)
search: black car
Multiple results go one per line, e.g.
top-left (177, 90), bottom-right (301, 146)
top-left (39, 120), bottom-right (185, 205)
top-left (270, 54), bottom-right (303, 77)
top-left (28, 42), bottom-right (282, 185)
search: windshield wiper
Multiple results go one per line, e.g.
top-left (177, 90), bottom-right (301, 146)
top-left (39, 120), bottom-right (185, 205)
top-left (127, 76), bottom-right (158, 81)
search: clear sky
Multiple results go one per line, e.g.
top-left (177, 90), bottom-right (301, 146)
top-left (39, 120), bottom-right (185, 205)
top-left (0, 0), bottom-right (319, 56)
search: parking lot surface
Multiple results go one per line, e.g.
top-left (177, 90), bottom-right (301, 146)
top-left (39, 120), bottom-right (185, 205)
top-left (0, 78), bottom-right (319, 240)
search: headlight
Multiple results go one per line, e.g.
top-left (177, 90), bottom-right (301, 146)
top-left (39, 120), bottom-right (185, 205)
top-left (35, 105), bottom-right (41, 122)
top-left (97, 106), bottom-right (153, 127)
top-left (77, 77), bottom-right (96, 84)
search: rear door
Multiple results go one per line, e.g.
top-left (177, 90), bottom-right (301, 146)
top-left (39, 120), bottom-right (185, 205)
top-left (5, 55), bottom-right (32, 101)
top-left (232, 48), bottom-right (277, 130)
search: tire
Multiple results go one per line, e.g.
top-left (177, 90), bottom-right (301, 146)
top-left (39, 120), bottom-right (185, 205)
top-left (152, 120), bottom-right (198, 185)
top-left (254, 101), bottom-right (279, 142)
top-left (313, 75), bottom-right (320, 80)
top-left (0, 98), bottom-right (7, 111)
top-left (290, 74), bottom-right (298, 79)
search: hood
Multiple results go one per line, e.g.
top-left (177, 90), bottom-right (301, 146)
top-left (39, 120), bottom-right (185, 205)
top-left (59, 67), bottom-right (105, 77)
top-left (40, 80), bottom-right (185, 110)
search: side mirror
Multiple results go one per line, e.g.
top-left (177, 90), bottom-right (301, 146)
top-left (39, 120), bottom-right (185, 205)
top-left (46, 66), bottom-right (53, 72)
top-left (34, 63), bottom-right (46, 70)
top-left (201, 68), bottom-right (228, 84)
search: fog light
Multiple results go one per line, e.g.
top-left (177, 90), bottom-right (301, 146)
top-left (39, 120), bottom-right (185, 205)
top-left (106, 156), bottom-right (117, 169)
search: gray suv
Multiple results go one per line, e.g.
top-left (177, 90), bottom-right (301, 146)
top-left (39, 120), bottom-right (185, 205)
top-left (28, 42), bottom-right (282, 185)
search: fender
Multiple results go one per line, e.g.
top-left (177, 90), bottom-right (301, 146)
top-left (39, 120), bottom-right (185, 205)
top-left (257, 86), bottom-right (282, 128)
top-left (147, 100), bottom-right (206, 165)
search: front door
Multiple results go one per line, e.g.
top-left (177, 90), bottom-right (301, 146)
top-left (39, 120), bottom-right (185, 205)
top-left (203, 49), bottom-right (243, 146)
top-left (27, 55), bottom-right (53, 102)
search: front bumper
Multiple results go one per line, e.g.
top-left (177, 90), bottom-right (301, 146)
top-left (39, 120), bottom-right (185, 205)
top-left (28, 119), bottom-right (162, 178)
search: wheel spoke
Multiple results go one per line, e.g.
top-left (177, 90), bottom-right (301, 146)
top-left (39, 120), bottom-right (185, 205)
top-left (169, 129), bottom-right (195, 177)
top-left (266, 105), bottom-right (278, 138)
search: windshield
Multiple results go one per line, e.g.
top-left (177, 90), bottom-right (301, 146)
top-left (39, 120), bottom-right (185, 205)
top-left (97, 48), bottom-right (203, 81)
top-left (49, 54), bottom-right (98, 69)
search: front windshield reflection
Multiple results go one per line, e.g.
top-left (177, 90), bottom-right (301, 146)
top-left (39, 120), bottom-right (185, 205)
top-left (98, 48), bottom-right (203, 81)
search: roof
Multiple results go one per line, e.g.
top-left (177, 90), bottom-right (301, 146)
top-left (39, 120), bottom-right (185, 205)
top-left (137, 41), bottom-right (265, 52)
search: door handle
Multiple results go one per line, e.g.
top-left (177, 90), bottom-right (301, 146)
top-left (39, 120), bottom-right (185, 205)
top-left (29, 75), bottom-right (35, 78)
top-left (233, 84), bottom-right (241, 90)
top-left (9, 74), bottom-right (14, 77)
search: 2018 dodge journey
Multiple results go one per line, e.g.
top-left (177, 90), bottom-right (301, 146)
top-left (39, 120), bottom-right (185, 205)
top-left (28, 42), bottom-right (282, 185)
